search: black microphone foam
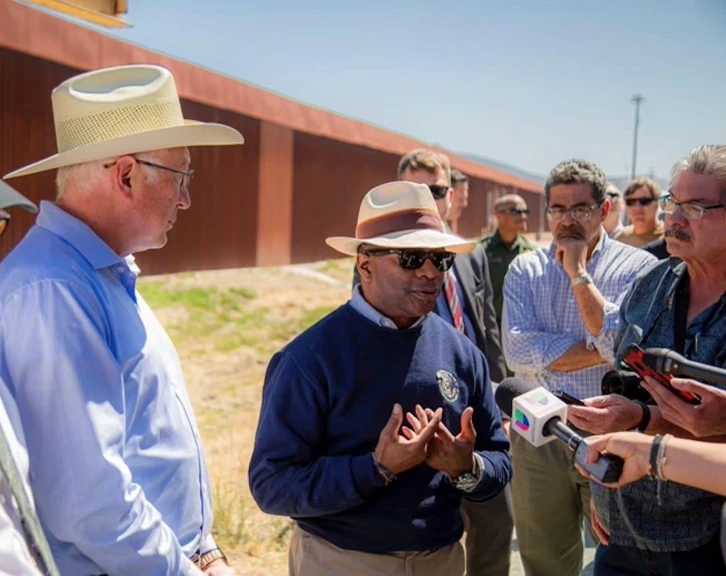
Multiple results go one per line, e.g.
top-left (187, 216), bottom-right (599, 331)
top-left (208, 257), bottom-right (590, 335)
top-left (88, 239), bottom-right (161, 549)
top-left (494, 377), bottom-right (537, 418)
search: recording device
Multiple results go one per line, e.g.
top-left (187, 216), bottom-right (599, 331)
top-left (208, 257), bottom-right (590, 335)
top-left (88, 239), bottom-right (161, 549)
top-left (641, 348), bottom-right (726, 388)
top-left (552, 389), bottom-right (585, 406)
top-left (601, 369), bottom-right (652, 403)
top-left (622, 345), bottom-right (701, 405)
top-left (495, 379), bottom-right (623, 483)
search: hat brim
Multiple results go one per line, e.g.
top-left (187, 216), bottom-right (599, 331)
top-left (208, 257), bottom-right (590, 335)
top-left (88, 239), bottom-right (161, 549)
top-left (326, 228), bottom-right (476, 256)
top-left (0, 179), bottom-right (38, 213)
top-left (4, 120), bottom-right (244, 179)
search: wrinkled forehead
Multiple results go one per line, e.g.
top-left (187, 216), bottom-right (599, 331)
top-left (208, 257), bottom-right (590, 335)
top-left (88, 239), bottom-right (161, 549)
top-left (670, 171), bottom-right (723, 204)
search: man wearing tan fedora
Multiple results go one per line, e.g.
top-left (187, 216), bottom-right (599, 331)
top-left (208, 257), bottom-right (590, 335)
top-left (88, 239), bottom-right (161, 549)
top-left (0, 65), bottom-right (243, 575)
top-left (249, 180), bottom-right (512, 576)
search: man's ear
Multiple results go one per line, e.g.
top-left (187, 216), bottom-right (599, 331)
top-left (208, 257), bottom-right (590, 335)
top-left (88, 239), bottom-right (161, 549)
top-left (600, 198), bottom-right (612, 222)
top-left (111, 156), bottom-right (135, 197)
top-left (356, 252), bottom-right (373, 283)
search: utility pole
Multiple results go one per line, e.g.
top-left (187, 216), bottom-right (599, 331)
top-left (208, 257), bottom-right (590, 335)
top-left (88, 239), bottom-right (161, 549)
top-left (630, 94), bottom-right (645, 180)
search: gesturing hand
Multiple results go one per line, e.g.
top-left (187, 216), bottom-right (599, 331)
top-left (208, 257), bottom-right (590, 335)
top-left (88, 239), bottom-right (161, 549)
top-left (374, 404), bottom-right (442, 476)
top-left (408, 406), bottom-right (477, 479)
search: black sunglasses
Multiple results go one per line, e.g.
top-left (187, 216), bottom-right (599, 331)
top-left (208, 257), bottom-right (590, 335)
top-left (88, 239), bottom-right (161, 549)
top-left (428, 184), bottom-right (451, 200)
top-left (362, 248), bottom-right (456, 272)
top-left (606, 192), bottom-right (621, 200)
top-left (625, 197), bottom-right (655, 207)
top-left (502, 208), bottom-right (530, 217)
top-left (0, 209), bottom-right (9, 239)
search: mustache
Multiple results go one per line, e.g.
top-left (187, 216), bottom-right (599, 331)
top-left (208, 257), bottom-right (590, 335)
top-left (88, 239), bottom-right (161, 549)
top-left (665, 228), bottom-right (691, 242)
top-left (555, 226), bottom-right (585, 240)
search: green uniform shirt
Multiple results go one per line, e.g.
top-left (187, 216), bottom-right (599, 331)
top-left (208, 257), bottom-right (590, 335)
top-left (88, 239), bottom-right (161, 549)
top-left (479, 230), bottom-right (536, 323)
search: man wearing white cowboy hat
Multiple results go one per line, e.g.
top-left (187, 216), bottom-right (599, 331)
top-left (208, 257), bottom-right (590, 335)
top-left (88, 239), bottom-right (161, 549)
top-left (0, 181), bottom-right (61, 576)
top-left (0, 64), bottom-right (243, 575)
top-left (249, 180), bottom-right (512, 576)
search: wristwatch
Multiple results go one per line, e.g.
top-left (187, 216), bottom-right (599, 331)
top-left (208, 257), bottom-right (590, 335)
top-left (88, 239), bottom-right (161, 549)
top-left (191, 548), bottom-right (227, 570)
top-left (571, 272), bottom-right (593, 287)
top-left (451, 454), bottom-right (484, 492)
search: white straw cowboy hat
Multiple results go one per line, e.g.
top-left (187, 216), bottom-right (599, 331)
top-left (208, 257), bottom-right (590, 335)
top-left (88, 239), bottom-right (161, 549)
top-left (0, 180), bottom-right (37, 212)
top-left (326, 181), bottom-right (476, 256)
top-left (4, 65), bottom-right (244, 179)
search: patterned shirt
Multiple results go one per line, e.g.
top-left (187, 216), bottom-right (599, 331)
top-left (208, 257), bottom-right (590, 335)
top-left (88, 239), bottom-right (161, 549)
top-left (591, 258), bottom-right (726, 552)
top-left (501, 231), bottom-right (657, 399)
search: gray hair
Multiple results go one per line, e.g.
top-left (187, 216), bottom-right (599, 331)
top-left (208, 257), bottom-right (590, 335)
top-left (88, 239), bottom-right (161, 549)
top-left (55, 151), bottom-right (165, 199)
top-left (398, 149), bottom-right (452, 186)
top-left (544, 159), bottom-right (607, 204)
top-left (670, 145), bottom-right (726, 202)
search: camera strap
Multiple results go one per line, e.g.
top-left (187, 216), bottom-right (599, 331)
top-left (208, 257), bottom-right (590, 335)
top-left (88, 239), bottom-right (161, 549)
top-left (673, 272), bottom-right (690, 355)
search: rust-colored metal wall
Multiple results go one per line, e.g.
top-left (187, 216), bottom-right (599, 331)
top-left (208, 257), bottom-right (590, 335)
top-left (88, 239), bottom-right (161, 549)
top-left (1, 46), bottom-right (545, 272)
top-left (0, 47), bottom-right (260, 273)
top-left (290, 132), bottom-right (398, 264)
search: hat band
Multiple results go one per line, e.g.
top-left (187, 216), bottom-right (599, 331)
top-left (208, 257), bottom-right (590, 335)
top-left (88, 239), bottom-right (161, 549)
top-left (356, 208), bottom-right (443, 239)
top-left (55, 98), bottom-right (185, 152)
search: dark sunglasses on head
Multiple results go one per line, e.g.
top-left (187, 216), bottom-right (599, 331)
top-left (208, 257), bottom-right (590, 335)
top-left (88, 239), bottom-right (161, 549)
top-left (0, 209), bottom-right (9, 239)
top-left (625, 197), bottom-right (655, 207)
top-left (606, 192), bottom-right (621, 200)
top-left (427, 184), bottom-right (450, 200)
top-left (362, 248), bottom-right (456, 272)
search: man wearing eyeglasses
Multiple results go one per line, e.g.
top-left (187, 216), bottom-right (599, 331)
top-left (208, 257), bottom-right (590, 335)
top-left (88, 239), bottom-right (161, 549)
top-left (614, 177), bottom-right (665, 248)
top-left (479, 194), bottom-right (536, 329)
top-left (250, 180), bottom-right (512, 576)
top-left (501, 159), bottom-right (656, 576)
top-left (566, 145), bottom-right (726, 575)
top-left (0, 66), bottom-right (242, 575)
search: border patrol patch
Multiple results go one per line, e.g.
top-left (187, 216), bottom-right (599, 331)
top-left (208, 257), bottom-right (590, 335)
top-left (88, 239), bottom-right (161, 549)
top-left (436, 370), bottom-right (460, 403)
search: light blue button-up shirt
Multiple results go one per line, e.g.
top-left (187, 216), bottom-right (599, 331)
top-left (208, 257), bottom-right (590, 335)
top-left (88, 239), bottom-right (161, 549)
top-left (0, 201), bottom-right (213, 575)
top-left (501, 231), bottom-right (657, 399)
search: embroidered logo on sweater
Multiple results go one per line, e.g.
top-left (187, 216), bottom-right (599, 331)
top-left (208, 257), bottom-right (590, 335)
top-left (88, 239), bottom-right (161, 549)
top-left (436, 370), bottom-right (460, 403)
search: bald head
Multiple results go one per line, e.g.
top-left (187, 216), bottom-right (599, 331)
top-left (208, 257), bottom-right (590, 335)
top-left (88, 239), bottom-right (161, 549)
top-left (494, 193), bottom-right (529, 241)
top-left (495, 194), bottom-right (526, 211)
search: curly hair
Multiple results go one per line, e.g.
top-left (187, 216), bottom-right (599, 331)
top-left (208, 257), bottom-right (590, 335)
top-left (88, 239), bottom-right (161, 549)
top-left (544, 159), bottom-right (607, 204)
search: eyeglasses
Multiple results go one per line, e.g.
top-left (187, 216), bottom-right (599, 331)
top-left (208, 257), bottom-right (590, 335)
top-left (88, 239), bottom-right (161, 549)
top-left (606, 192), bottom-right (621, 200)
top-left (427, 184), bottom-right (451, 200)
top-left (659, 195), bottom-right (725, 220)
top-left (104, 157), bottom-right (195, 192)
top-left (0, 209), bottom-right (9, 239)
top-left (545, 202), bottom-right (603, 223)
top-left (362, 248), bottom-right (456, 272)
top-left (499, 208), bottom-right (530, 217)
top-left (625, 197), bottom-right (655, 207)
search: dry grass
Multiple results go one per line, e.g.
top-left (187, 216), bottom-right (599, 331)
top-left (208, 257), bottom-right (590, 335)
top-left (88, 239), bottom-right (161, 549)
top-left (137, 259), bottom-right (355, 575)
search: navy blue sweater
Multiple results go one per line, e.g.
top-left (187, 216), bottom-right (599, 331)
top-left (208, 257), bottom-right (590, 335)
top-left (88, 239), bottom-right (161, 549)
top-left (249, 303), bottom-right (512, 553)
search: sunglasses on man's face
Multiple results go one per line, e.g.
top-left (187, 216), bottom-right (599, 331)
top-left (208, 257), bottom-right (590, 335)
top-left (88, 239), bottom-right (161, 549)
top-left (625, 197), bottom-right (655, 207)
top-left (427, 184), bottom-right (451, 200)
top-left (0, 210), bottom-right (9, 239)
top-left (501, 208), bottom-right (530, 217)
top-left (363, 248), bottom-right (456, 272)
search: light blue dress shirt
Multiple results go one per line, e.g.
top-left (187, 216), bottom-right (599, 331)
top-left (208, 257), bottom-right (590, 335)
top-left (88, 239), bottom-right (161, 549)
top-left (501, 231), bottom-right (657, 399)
top-left (0, 202), bottom-right (213, 575)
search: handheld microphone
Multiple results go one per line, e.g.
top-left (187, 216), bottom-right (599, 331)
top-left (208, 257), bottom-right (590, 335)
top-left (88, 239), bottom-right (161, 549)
top-left (641, 348), bottom-right (726, 387)
top-left (495, 378), bottom-right (623, 484)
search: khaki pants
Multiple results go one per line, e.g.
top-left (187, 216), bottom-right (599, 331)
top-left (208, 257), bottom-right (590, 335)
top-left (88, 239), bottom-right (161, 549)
top-left (510, 433), bottom-right (593, 576)
top-left (288, 525), bottom-right (464, 576)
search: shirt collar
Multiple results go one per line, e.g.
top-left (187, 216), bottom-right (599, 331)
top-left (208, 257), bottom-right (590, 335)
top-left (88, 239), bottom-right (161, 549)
top-left (35, 201), bottom-right (126, 271)
top-left (351, 284), bottom-right (426, 329)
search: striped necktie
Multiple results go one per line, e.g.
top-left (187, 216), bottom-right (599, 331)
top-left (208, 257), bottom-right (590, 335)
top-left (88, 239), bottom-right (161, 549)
top-left (444, 271), bottom-right (467, 334)
top-left (0, 422), bottom-right (60, 576)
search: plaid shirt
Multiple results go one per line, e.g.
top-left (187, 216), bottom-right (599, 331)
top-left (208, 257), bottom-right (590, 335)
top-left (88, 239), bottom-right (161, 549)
top-left (592, 258), bottom-right (726, 552)
top-left (501, 231), bottom-right (656, 399)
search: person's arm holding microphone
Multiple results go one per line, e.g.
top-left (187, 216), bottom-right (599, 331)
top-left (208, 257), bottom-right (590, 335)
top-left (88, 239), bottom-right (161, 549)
top-left (579, 431), bottom-right (726, 496)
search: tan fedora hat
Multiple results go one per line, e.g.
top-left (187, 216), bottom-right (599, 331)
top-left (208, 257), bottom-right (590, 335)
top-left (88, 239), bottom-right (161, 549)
top-left (0, 180), bottom-right (37, 213)
top-left (326, 181), bottom-right (476, 256)
top-left (4, 65), bottom-right (244, 179)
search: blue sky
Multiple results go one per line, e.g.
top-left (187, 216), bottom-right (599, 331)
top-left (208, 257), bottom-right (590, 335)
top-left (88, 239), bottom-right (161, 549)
top-left (44, 0), bottom-right (726, 179)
